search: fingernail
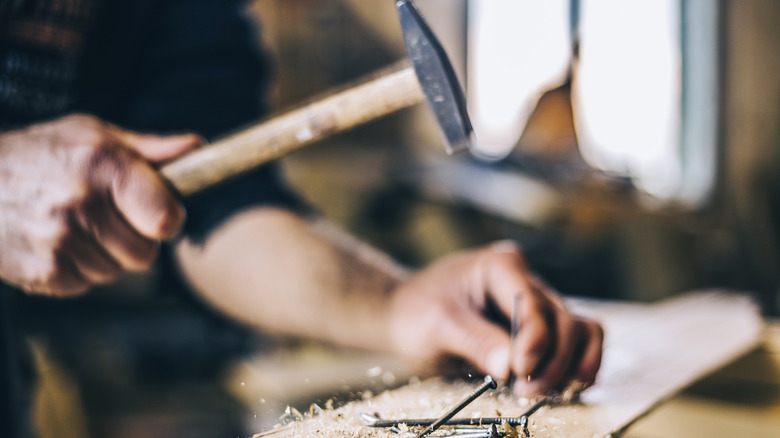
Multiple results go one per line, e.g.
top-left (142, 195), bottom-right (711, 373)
top-left (486, 347), bottom-right (510, 379)
top-left (159, 204), bottom-right (186, 240)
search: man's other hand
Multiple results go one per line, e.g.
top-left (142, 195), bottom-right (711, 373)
top-left (0, 114), bottom-right (201, 296)
top-left (387, 241), bottom-right (604, 398)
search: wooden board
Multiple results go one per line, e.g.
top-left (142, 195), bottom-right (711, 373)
top-left (248, 291), bottom-right (764, 437)
top-left (563, 291), bottom-right (763, 436)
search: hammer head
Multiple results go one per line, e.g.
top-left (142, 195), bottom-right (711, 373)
top-left (397, 0), bottom-right (473, 154)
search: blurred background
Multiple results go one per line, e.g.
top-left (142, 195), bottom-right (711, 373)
top-left (268, 0), bottom-right (779, 313)
top-left (12, 0), bottom-right (780, 437)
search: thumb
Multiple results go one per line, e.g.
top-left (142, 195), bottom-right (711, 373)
top-left (440, 311), bottom-right (512, 381)
top-left (112, 128), bottom-right (203, 164)
top-left (93, 146), bottom-right (186, 240)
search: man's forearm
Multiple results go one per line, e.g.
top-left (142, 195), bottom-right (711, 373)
top-left (174, 207), bottom-right (408, 351)
top-left (174, 206), bottom-right (605, 396)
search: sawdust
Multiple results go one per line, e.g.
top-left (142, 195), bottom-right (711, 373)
top-left (252, 378), bottom-right (600, 438)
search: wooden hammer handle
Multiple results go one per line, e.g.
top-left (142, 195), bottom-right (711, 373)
top-left (160, 62), bottom-right (423, 196)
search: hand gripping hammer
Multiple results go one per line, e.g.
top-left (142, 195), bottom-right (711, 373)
top-left (160, 0), bottom-right (473, 196)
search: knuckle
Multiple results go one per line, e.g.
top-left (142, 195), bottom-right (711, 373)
top-left (75, 136), bottom-right (110, 163)
top-left (87, 147), bottom-right (133, 190)
top-left (59, 127), bottom-right (117, 177)
top-left (64, 114), bottom-right (105, 142)
top-left (87, 141), bottom-right (123, 172)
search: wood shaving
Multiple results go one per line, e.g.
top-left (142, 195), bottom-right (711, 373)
top-left (251, 378), bottom-right (600, 437)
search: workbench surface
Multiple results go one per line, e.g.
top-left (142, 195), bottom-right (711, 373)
top-left (227, 292), bottom-right (775, 437)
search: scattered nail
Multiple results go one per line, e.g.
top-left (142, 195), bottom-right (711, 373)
top-left (416, 376), bottom-right (497, 438)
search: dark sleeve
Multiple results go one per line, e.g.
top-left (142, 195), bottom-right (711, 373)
top-left (77, 0), bottom-right (308, 242)
top-left (120, 0), bottom-right (270, 139)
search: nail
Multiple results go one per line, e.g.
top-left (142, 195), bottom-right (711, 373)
top-left (519, 398), bottom-right (549, 437)
top-left (367, 417), bottom-right (524, 428)
top-left (508, 293), bottom-right (521, 388)
top-left (416, 376), bottom-right (497, 438)
top-left (358, 412), bottom-right (380, 425)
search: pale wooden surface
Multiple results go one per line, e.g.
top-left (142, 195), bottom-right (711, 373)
top-left (160, 62), bottom-right (423, 196)
top-left (563, 291), bottom-right (763, 436)
top-left (235, 291), bottom-right (763, 437)
top-left (625, 320), bottom-right (780, 438)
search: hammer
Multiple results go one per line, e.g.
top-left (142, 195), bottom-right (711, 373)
top-left (160, 0), bottom-right (473, 196)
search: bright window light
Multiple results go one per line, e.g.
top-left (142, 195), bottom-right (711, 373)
top-left (468, 0), bottom-right (570, 159)
top-left (466, 0), bottom-right (717, 205)
top-left (574, 0), bottom-right (682, 199)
